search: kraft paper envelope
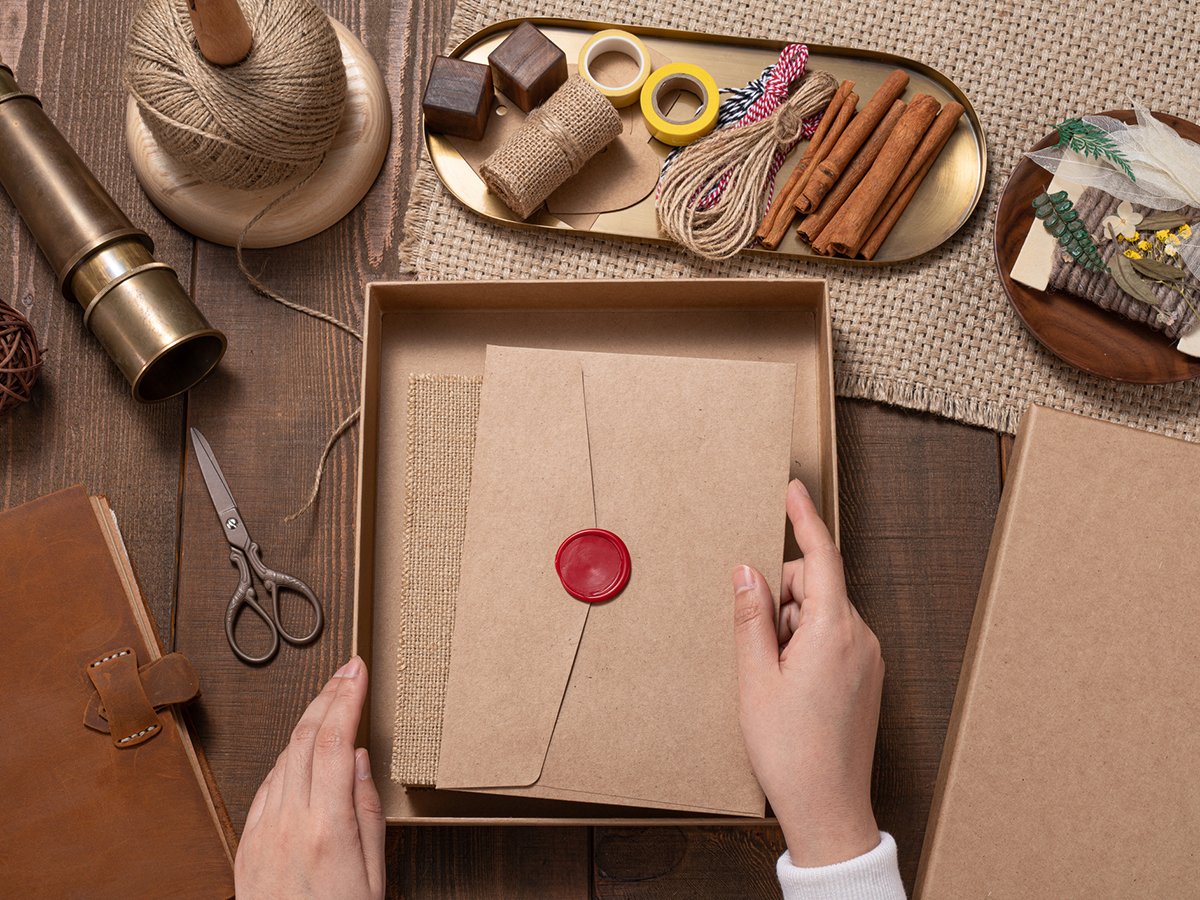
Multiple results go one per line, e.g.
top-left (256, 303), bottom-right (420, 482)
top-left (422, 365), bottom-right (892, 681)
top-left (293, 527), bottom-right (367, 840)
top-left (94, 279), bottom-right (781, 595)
top-left (435, 345), bottom-right (796, 815)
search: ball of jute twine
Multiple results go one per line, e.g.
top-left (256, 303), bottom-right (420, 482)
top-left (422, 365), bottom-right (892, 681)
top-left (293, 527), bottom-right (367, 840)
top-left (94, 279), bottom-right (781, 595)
top-left (125, 0), bottom-right (348, 191)
top-left (127, 0), bottom-right (354, 520)
top-left (0, 299), bottom-right (43, 415)
top-left (657, 70), bottom-right (837, 259)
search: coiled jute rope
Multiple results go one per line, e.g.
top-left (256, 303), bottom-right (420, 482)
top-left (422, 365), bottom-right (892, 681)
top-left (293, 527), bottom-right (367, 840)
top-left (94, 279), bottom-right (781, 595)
top-left (126, 0), bottom-right (347, 190)
top-left (657, 69), bottom-right (837, 259)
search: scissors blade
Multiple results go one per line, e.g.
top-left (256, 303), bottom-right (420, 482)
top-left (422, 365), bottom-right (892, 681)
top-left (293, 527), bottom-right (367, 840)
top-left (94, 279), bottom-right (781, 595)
top-left (190, 428), bottom-right (246, 547)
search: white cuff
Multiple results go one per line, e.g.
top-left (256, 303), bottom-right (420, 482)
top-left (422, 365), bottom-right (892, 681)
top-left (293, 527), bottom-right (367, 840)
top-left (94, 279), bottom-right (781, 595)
top-left (776, 832), bottom-right (906, 900)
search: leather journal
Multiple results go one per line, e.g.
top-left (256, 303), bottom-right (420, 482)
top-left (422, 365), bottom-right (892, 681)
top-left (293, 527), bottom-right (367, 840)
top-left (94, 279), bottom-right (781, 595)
top-left (1, 486), bottom-right (236, 898)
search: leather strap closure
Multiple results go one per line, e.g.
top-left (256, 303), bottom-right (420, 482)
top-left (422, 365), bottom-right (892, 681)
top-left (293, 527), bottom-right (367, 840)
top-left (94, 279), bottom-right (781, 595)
top-left (84, 648), bottom-right (199, 748)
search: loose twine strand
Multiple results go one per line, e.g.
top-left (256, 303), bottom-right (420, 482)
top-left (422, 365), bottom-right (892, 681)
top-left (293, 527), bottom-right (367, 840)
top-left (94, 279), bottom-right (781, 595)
top-left (657, 67), bottom-right (838, 259)
top-left (234, 167), bottom-right (362, 522)
top-left (659, 43), bottom-right (822, 209)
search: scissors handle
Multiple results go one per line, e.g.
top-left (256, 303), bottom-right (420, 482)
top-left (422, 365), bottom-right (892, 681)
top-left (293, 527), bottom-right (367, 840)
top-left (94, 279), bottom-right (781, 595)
top-left (226, 549), bottom-right (281, 665)
top-left (245, 541), bottom-right (324, 647)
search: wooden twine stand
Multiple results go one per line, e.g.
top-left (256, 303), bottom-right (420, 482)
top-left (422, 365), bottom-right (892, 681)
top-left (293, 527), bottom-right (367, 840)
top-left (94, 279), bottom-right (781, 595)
top-left (125, 0), bottom-right (391, 248)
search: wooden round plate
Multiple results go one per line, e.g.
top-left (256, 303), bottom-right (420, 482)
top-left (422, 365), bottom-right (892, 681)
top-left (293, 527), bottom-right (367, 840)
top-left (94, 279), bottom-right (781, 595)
top-left (994, 109), bottom-right (1200, 384)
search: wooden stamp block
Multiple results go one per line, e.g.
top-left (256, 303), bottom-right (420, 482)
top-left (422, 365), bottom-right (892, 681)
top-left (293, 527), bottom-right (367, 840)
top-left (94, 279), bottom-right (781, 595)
top-left (422, 56), bottom-right (494, 141)
top-left (487, 21), bottom-right (567, 113)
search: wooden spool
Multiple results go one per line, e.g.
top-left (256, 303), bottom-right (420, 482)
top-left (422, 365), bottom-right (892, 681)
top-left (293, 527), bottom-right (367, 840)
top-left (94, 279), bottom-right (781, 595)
top-left (126, 1), bottom-right (390, 249)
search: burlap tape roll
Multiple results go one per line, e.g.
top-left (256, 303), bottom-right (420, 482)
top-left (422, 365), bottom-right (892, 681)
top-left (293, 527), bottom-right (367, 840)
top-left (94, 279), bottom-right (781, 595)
top-left (577, 29), bottom-right (652, 108)
top-left (640, 62), bottom-right (720, 147)
top-left (480, 74), bottom-right (622, 219)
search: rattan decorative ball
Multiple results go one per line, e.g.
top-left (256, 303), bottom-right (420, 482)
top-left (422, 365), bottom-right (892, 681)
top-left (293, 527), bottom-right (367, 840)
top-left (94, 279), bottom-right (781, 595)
top-left (0, 299), bottom-right (43, 414)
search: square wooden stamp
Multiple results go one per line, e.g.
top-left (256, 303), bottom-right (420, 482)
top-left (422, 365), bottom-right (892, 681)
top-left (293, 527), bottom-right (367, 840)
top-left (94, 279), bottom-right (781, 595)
top-left (422, 56), bottom-right (494, 141)
top-left (487, 22), bottom-right (567, 113)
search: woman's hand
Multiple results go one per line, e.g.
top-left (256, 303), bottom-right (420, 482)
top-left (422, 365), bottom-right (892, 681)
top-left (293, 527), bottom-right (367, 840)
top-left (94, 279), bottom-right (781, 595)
top-left (733, 479), bottom-right (884, 867)
top-left (234, 656), bottom-right (385, 900)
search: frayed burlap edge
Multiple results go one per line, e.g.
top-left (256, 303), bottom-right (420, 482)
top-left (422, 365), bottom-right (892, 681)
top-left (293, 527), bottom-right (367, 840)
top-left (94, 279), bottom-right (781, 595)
top-left (398, 0), bottom-right (489, 276)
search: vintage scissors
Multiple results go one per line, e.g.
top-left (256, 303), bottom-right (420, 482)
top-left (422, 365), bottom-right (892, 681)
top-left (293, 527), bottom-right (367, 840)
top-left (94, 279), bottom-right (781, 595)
top-left (191, 427), bottom-right (324, 665)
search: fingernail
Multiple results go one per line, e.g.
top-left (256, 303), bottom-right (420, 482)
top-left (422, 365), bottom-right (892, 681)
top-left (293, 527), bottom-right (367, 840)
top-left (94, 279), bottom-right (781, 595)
top-left (789, 478), bottom-right (809, 498)
top-left (356, 748), bottom-right (371, 781)
top-left (734, 565), bottom-right (757, 594)
top-left (336, 656), bottom-right (361, 678)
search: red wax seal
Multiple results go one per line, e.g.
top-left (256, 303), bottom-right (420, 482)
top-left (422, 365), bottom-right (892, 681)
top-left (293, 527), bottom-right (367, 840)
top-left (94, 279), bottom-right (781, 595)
top-left (555, 528), bottom-right (631, 603)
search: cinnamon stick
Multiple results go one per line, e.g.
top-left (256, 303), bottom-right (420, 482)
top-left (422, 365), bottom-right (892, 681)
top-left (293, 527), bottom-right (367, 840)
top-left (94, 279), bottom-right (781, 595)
top-left (797, 99), bottom-right (905, 246)
top-left (813, 93), bottom-right (940, 256)
top-left (756, 80), bottom-right (854, 247)
top-left (787, 92), bottom-right (855, 207)
top-left (796, 69), bottom-right (909, 213)
top-left (855, 102), bottom-right (966, 259)
top-left (760, 93), bottom-right (857, 248)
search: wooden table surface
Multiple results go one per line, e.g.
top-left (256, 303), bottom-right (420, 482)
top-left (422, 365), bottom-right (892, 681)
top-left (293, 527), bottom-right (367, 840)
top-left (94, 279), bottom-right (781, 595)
top-left (0, 2), bottom-right (1005, 896)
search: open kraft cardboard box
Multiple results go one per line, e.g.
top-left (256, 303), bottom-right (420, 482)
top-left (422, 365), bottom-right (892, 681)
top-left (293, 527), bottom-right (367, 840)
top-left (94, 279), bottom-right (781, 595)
top-left (352, 278), bottom-right (838, 824)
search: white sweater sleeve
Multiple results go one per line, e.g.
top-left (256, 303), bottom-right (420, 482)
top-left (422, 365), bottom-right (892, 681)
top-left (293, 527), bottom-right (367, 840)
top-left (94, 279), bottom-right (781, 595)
top-left (776, 832), bottom-right (906, 900)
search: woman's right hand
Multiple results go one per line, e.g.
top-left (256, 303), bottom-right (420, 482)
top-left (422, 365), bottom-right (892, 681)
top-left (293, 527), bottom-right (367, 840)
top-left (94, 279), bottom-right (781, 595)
top-left (732, 479), bottom-right (885, 867)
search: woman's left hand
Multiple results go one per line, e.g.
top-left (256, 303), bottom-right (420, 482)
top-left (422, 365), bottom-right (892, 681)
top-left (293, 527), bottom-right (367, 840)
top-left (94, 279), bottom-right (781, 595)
top-left (234, 656), bottom-right (385, 900)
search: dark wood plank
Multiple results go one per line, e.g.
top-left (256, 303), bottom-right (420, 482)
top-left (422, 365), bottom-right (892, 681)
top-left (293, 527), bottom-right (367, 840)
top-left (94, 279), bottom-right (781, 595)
top-left (1000, 432), bottom-right (1015, 480)
top-left (387, 827), bottom-right (591, 900)
top-left (594, 827), bottom-right (785, 900)
top-left (0, 0), bottom-right (193, 640)
top-left (838, 400), bottom-right (1000, 891)
top-left (593, 400), bottom-right (1001, 897)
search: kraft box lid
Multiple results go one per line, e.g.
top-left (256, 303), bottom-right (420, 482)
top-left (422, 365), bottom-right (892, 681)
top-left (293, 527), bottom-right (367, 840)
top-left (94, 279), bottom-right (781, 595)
top-left (916, 405), bottom-right (1200, 897)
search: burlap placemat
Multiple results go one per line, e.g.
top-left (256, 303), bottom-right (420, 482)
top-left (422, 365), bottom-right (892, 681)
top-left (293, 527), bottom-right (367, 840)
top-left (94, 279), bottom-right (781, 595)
top-left (391, 374), bottom-right (482, 786)
top-left (402, 0), bottom-right (1200, 439)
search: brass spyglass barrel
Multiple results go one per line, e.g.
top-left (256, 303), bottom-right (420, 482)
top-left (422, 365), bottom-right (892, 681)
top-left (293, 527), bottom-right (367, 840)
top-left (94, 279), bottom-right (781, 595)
top-left (0, 56), bottom-right (225, 402)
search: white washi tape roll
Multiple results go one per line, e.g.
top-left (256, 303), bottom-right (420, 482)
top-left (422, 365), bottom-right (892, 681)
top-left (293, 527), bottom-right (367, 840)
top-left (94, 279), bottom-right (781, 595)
top-left (577, 29), bottom-right (653, 108)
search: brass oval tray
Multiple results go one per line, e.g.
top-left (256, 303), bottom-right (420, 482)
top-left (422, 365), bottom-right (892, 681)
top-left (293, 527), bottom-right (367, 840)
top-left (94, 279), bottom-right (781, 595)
top-left (995, 110), bottom-right (1200, 384)
top-left (427, 18), bottom-right (987, 265)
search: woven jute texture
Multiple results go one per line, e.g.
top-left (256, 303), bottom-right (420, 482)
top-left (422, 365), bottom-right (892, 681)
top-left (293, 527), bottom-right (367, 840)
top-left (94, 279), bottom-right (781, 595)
top-left (402, 0), bottom-right (1200, 439)
top-left (481, 74), bottom-right (622, 218)
top-left (391, 374), bottom-right (482, 786)
top-left (1049, 190), bottom-right (1199, 339)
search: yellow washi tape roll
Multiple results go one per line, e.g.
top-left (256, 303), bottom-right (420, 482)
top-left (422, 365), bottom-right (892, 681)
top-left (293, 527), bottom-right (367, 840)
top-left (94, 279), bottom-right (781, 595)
top-left (577, 29), bottom-right (652, 108)
top-left (639, 62), bottom-right (720, 147)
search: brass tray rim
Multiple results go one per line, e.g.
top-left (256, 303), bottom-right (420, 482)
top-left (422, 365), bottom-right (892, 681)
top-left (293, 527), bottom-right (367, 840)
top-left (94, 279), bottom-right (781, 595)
top-left (429, 16), bottom-right (989, 267)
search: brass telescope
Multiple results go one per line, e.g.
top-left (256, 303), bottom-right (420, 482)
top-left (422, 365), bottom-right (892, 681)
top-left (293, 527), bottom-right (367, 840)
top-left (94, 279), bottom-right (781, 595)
top-left (0, 55), bottom-right (225, 402)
